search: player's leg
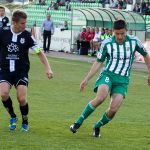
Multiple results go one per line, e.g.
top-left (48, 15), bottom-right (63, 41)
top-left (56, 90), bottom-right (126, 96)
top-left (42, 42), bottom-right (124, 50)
top-left (70, 84), bottom-right (109, 133)
top-left (0, 82), bottom-right (17, 130)
top-left (93, 83), bottom-right (127, 137)
top-left (15, 72), bottom-right (29, 131)
top-left (93, 94), bottom-right (123, 137)
top-left (16, 84), bottom-right (29, 131)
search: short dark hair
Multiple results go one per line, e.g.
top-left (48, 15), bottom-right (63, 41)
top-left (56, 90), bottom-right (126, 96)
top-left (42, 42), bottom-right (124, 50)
top-left (12, 10), bottom-right (27, 22)
top-left (113, 19), bottom-right (127, 30)
top-left (0, 6), bottom-right (5, 10)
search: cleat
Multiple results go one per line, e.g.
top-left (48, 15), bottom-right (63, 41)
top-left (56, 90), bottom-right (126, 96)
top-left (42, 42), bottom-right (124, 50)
top-left (93, 128), bottom-right (101, 138)
top-left (9, 117), bottom-right (17, 131)
top-left (21, 124), bottom-right (29, 132)
top-left (70, 123), bottom-right (80, 133)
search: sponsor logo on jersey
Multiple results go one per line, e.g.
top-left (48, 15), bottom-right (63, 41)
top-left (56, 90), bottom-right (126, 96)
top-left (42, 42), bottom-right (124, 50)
top-left (113, 56), bottom-right (130, 60)
top-left (7, 43), bottom-right (19, 52)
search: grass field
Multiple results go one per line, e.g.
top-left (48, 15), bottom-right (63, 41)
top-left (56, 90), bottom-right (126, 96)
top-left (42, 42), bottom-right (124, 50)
top-left (0, 54), bottom-right (150, 150)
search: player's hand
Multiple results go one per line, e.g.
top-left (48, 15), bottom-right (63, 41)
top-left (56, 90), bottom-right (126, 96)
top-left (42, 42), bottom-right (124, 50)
top-left (46, 70), bottom-right (53, 79)
top-left (80, 79), bottom-right (88, 92)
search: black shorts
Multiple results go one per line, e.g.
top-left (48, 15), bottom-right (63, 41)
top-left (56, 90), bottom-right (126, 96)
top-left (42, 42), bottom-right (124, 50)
top-left (0, 71), bottom-right (29, 87)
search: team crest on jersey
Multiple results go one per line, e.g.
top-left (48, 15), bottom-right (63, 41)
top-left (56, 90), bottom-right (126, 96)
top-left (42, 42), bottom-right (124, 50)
top-left (97, 52), bottom-right (102, 59)
top-left (20, 38), bottom-right (25, 44)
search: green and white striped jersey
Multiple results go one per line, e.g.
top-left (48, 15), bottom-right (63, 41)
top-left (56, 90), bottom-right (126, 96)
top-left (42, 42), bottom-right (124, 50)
top-left (97, 35), bottom-right (147, 77)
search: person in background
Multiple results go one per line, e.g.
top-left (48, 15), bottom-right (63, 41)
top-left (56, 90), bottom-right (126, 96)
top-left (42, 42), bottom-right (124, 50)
top-left (100, 28), bottom-right (105, 42)
top-left (47, 1), bottom-right (59, 10)
top-left (80, 26), bottom-right (89, 55)
top-left (86, 27), bottom-right (95, 53)
top-left (90, 27), bottom-right (101, 56)
top-left (0, 6), bottom-right (9, 31)
top-left (41, 13), bottom-right (54, 53)
top-left (108, 29), bottom-right (113, 37)
top-left (129, 30), bottom-right (133, 36)
top-left (61, 20), bottom-right (68, 31)
top-left (65, 1), bottom-right (71, 11)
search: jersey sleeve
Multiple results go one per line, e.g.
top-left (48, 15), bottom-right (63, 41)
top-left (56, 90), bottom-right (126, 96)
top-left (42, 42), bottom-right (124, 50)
top-left (96, 41), bottom-right (107, 62)
top-left (29, 35), bottom-right (42, 54)
top-left (135, 38), bottom-right (147, 57)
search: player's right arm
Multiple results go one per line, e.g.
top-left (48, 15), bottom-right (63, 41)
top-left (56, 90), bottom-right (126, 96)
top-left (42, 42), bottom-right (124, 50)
top-left (135, 37), bottom-right (150, 86)
top-left (80, 61), bottom-right (101, 92)
top-left (80, 41), bottom-right (107, 92)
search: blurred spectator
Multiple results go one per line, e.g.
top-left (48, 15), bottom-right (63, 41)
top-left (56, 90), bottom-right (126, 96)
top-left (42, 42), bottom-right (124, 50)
top-left (122, 0), bottom-right (127, 9)
top-left (108, 29), bottom-right (113, 37)
top-left (100, 28), bottom-right (105, 41)
top-left (104, 28), bottom-right (110, 39)
top-left (31, 23), bottom-right (36, 38)
top-left (39, 0), bottom-right (46, 5)
top-left (127, 0), bottom-right (133, 4)
top-left (58, 0), bottom-right (66, 6)
top-left (101, 0), bottom-right (107, 8)
top-left (85, 26), bottom-right (92, 51)
top-left (47, 1), bottom-right (59, 10)
top-left (82, 0), bottom-right (96, 2)
top-left (61, 21), bottom-right (68, 31)
top-left (141, 0), bottom-right (146, 14)
top-left (143, 3), bottom-right (150, 15)
top-left (129, 30), bottom-right (133, 36)
top-left (80, 26), bottom-right (86, 41)
top-left (109, 0), bottom-right (118, 8)
top-left (80, 26), bottom-right (89, 55)
top-left (90, 27), bottom-right (101, 55)
top-left (0, 6), bottom-right (9, 31)
top-left (133, 3), bottom-right (140, 13)
top-left (76, 28), bottom-right (82, 53)
top-left (65, 1), bottom-right (71, 11)
top-left (118, 0), bottom-right (123, 9)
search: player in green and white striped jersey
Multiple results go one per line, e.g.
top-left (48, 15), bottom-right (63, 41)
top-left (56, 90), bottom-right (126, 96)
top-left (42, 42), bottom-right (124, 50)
top-left (70, 19), bottom-right (150, 138)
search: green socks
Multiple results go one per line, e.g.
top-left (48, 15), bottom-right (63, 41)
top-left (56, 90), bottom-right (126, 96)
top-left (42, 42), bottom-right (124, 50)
top-left (76, 102), bottom-right (95, 125)
top-left (94, 112), bottom-right (112, 128)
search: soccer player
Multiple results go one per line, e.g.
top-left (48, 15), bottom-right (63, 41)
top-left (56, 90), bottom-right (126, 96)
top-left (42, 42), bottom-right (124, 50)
top-left (70, 19), bottom-right (150, 137)
top-left (0, 10), bottom-right (53, 131)
top-left (0, 6), bottom-right (9, 30)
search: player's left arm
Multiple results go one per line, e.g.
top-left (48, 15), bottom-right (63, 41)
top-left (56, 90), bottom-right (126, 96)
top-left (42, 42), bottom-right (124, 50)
top-left (37, 51), bottom-right (53, 80)
top-left (29, 34), bottom-right (53, 79)
top-left (144, 54), bottom-right (150, 86)
top-left (135, 39), bottom-right (150, 85)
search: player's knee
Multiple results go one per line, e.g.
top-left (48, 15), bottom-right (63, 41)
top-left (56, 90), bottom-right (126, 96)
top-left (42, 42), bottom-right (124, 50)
top-left (107, 107), bottom-right (117, 117)
top-left (92, 96), bottom-right (105, 107)
top-left (17, 96), bottom-right (26, 105)
top-left (0, 91), bottom-right (9, 100)
top-left (96, 95), bottom-right (106, 103)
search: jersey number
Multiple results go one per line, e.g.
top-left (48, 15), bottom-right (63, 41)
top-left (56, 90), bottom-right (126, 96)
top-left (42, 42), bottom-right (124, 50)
top-left (105, 77), bottom-right (110, 83)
